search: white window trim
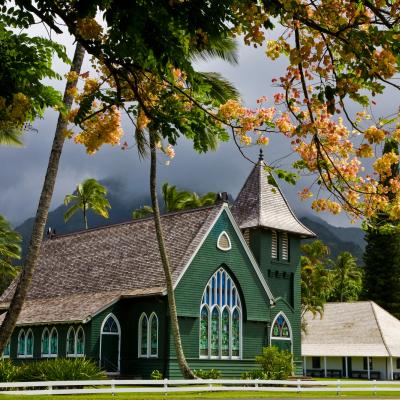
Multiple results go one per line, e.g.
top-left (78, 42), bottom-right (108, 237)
top-left (199, 268), bottom-right (242, 360)
top-left (99, 313), bottom-right (121, 373)
top-left (217, 231), bottom-right (232, 251)
top-left (18, 328), bottom-right (34, 359)
top-left (75, 326), bottom-right (85, 357)
top-left (138, 313), bottom-right (149, 358)
top-left (270, 312), bottom-right (293, 350)
top-left (49, 327), bottom-right (58, 357)
top-left (66, 326), bottom-right (76, 357)
top-left (41, 327), bottom-right (50, 358)
top-left (149, 312), bottom-right (159, 358)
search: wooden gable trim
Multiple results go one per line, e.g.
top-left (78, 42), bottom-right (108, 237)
top-left (172, 204), bottom-right (275, 304)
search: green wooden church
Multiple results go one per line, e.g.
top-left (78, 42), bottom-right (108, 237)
top-left (0, 155), bottom-right (314, 378)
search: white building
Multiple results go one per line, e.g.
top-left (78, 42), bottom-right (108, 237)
top-left (302, 302), bottom-right (400, 380)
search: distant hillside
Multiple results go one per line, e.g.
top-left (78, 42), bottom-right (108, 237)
top-left (15, 181), bottom-right (366, 263)
top-left (299, 216), bottom-right (365, 263)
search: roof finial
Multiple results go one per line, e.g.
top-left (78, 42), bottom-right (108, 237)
top-left (258, 148), bottom-right (264, 162)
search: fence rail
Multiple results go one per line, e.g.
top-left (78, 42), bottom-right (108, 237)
top-left (2, 379), bottom-right (400, 396)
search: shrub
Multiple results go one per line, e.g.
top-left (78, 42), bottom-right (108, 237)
top-left (241, 369), bottom-right (267, 380)
top-left (193, 369), bottom-right (221, 379)
top-left (151, 370), bottom-right (163, 380)
top-left (0, 359), bottom-right (19, 382)
top-left (254, 347), bottom-right (292, 380)
top-left (3, 358), bottom-right (106, 382)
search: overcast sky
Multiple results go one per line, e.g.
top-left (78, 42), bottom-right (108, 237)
top-left (0, 24), bottom-right (395, 228)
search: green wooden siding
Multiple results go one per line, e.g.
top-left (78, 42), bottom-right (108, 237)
top-left (175, 210), bottom-right (271, 322)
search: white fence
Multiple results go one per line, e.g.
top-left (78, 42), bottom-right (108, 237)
top-left (1, 379), bottom-right (400, 396)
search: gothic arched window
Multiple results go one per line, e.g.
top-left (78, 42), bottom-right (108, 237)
top-left (271, 313), bottom-right (291, 338)
top-left (200, 268), bottom-right (242, 359)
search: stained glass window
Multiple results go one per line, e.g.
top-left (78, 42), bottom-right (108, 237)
top-left (211, 308), bottom-right (220, 356)
top-left (271, 314), bottom-right (291, 338)
top-left (200, 306), bottom-right (209, 356)
top-left (42, 329), bottom-right (50, 356)
top-left (67, 327), bottom-right (75, 355)
top-left (50, 329), bottom-right (58, 355)
top-left (26, 330), bottom-right (33, 356)
top-left (17, 330), bottom-right (25, 356)
top-left (139, 313), bottom-right (148, 357)
top-left (150, 313), bottom-right (158, 357)
top-left (199, 268), bottom-right (242, 359)
top-left (221, 308), bottom-right (230, 356)
top-left (76, 327), bottom-right (85, 355)
top-left (3, 341), bottom-right (10, 357)
top-left (232, 309), bottom-right (240, 357)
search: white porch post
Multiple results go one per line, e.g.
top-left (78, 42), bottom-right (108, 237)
top-left (390, 357), bottom-right (394, 380)
top-left (303, 356), bottom-right (307, 375)
top-left (324, 356), bottom-right (327, 378)
top-left (345, 357), bottom-right (349, 378)
top-left (367, 356), bottom-right (371, 380)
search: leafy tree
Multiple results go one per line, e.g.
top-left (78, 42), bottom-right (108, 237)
top-left (255, 347), bottom-right (293, 379)
top-left (363, 139), bottom-right (400, 318)
top-left (0, 21), bottom-right (67, 144)
top-left (0, 43), bottom-right (85, 357)
top-left (0, 215), bottom-right (21, 295)
top-left (327, 252), bottom-right (363, 302)
top-left (64, 178), bottom-right (111, 230)
top-left (300, 240), bottom-right (331, 331)
top-left (132, 183), bottom-right (217, 218)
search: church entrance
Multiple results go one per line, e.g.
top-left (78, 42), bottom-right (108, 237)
top-left (100, 314), bottom-right (121, 373)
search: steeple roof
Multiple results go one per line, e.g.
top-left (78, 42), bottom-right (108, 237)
top-left (231, 152), bottom-right (315, 237)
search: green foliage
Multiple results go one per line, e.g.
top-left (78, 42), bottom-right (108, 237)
top-left (132, 182), bottom-right (217, 218)
top-left (64, 178), bottom-right (111, 229)
top-left (150, 369), bottom-right (163, 380)
top-left (254, 347), bottom-right (293, 380)
top-left (327, 252), bottom-right (363, 302)
top-left (241, 369), bottom-right (268, 380)
top-left (0, 214), bottom-right (21, 295)
top-left (0, 358), bottom-right (106, 382)
top-left (0, 22), bottom-right (67, 139)
top-left (300, 240), bottom-right (331, 325)
top-left (193, 369), bottom-right (221, 379)
top-left (0, 359), bottom-right (19, 382)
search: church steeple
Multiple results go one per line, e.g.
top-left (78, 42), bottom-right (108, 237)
top-left (231, 154), bottom-right (315, 238)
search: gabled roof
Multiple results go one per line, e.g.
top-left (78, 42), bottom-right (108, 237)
top-left (0, 205), bottom-right (222, 308)
top-left (231, 157), bottom-right (315, 237)
top-left (302, 301), bottom-right (400, 357)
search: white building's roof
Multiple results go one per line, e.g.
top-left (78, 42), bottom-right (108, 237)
top-left (302, 301), bottom-right (400, 357)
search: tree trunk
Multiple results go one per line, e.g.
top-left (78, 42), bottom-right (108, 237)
top-left (0, 43), bottom-right (85, 354)
top-left (83, 203), bottom-right (88, 229)
top-left (149, 131), bottom-right (195, 379)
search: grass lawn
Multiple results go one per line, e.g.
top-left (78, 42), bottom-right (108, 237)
top-left (3, 391), bottom-right (400, 400)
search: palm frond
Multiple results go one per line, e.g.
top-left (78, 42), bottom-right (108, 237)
top-left (196, 72), bottom-right (240, 103)
top-left (132, 206), bottom-right (154, 219)
top-left (0, 128), bottom-right (24, 147)
top-left (191, 37), bottom-right (239, 65)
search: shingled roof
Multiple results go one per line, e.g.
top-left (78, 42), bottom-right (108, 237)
top-left (0, 205), bottom-right (223, 324)
top-left (231, 156), bottom-right (315, 237)
top-left (302, 302), bottom-right (400, 357)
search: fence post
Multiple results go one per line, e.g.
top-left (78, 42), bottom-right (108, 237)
top-left (111, 379), bottom-right (115, 397)
top-left (373, 379), bottom-right (377, 396)
top-left (336, 380), bottom-right (341, 396)
top-left (48, 384), bottom-right (53, 395)
top-left (297, 379), bottom-right (301, 393)
top-left (208, 379), bottom-right (213, 391)
top-left (164, 378), bottom-right (168, 396)
top-left (255, 378), bottom-right (259, 388)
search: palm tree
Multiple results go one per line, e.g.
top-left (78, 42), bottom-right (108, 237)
top-left (0, 214), bottom-right (21, 295)
top-left (132, 183), bottom-right (217, 218)
top-left (328, 252), bottom-right (363, 302)
top-left (64, 178), bottom-right (111, 229)
top-left (0, 43), bottom-right (85, 355)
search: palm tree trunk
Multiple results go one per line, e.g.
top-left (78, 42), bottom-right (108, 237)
top-left (149, 131), bottom-right (195, 379)
top-left (0, 43), bottom-right (85, 354)
top-left (83, 203), bottom-right (88, 229)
